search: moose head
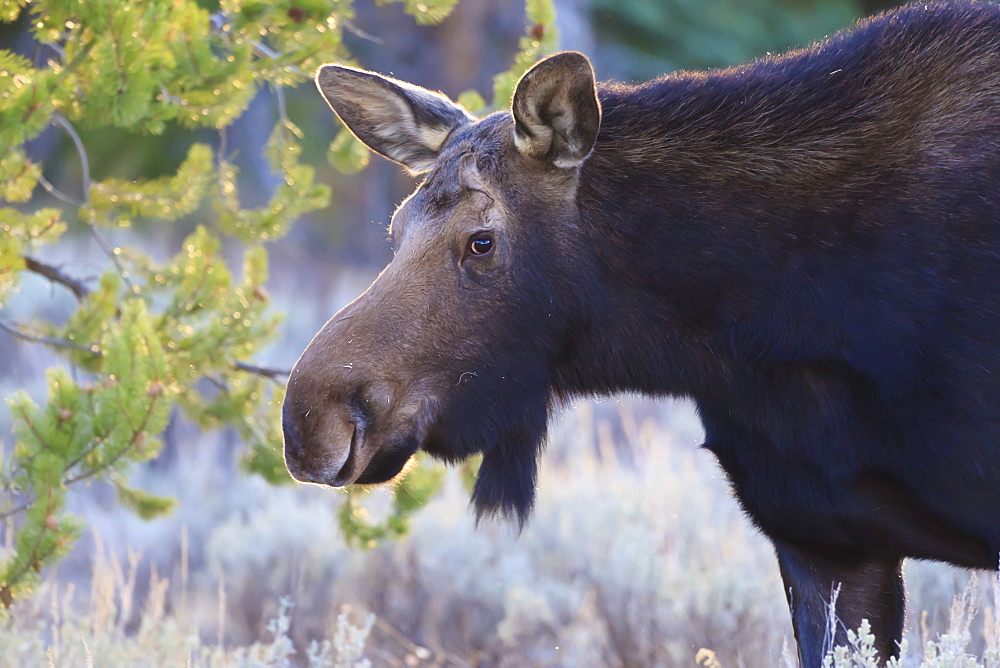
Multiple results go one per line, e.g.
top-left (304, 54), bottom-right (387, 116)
top-left (282, 53), bottom-right (603, 524)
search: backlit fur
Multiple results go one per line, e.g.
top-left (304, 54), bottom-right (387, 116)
top-left (286, 2), bottom-right (1000, 663)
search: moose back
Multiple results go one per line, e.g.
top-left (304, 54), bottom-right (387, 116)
top-left (282, 1), bottom-right (1000, 664)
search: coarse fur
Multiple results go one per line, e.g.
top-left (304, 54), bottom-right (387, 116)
top-left (284, 2), bottom-right (1000, 665)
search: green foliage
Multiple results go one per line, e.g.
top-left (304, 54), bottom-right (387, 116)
top-left (0, 149), bottom-right (42, 203)
top-left (379, 0), bottom-right (459, 25)
top-left (327, 127), bottom-right (371, 174)
top-left (2, 297), bottom-right (177, 606)
top-left (89, 144), bottom-right (215, 225)
top-left (216, 123), bottom-right (330, 241)
top-left (338, 455), bottom-right (446, 549)
top-left (0, 0), bottom-right (372, 611)
top-left (0, 205), bottom-right (63, 301)
top-left (1, 0), bottom-right (560, 614)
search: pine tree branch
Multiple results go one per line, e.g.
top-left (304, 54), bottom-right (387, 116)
top-left (0, 500), bottom-right (32, 522)
top-left (343, 19), bottom-right (384, 45)
top-left (62, 393), bottom-right (159, 486)
top-left (51, 114), bottom-right (90, 207)
top-left (1, 318), bottom-right (287, 380)
top-left (0, 320), bottom-right (102, 355)
top-left (36, 174), bottom-right (84, 207)
top-left (234, 361), bottom-right (290, 380)
top-left (50, 113), bottom-right (133, 289)
top-left (22, 256), bottom-right (92, 300)
top-left (274, 84), bottom-right (291, 131)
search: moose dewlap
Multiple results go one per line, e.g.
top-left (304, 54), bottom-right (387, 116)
top-left (282, 2), bottom-right (1000, 664)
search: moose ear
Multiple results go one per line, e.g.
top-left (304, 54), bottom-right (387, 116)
top-left (512, 51), bottom-right (601, 168)
top-left (316, 65), bottom-right (473, 174)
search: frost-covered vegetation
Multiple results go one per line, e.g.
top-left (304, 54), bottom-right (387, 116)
top-left (2, 390), bottom-right (998, 666)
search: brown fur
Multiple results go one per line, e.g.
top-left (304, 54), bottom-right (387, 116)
top-left (286, 3), bottom-right (1000, 665)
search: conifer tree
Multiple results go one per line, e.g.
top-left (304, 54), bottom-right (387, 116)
top-left (0, 0), bottom-right (556, 610)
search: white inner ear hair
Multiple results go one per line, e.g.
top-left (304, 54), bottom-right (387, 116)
top-left (515, 123), bottom-right (586, 169)
top-left (514, 121), bottom-right (551, 157)
top-left (362, 92), bottom-right (445, 174)
top-left (365, 93), bottom-right (421, 142)
top-left (417, 125), bottom-right (453, 152)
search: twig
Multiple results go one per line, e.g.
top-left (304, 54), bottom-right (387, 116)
top-left (274, 84), bottom-right (290, 130)
top-left (252, 39), bottom-right (304, 76)
top-left (46, 42), bottom-right (66, 64)
top-left (51, 113), bottom-right (89, 207)
top-left (62, 392), bottom-right (159, 486)
top-left (60, 430), bottom-right (112, 480)
top-left (85, 209), bottom-right (132, 291)
top-left (22, 256), bottom-right (92, 300)
top-left (32, 41), bottom-right (66, 69)
top-left (234, 361), bottom-right (290, 380)
top-left (344, 19), bottom-right (384, 45)
top-left (0, 501), bottom-right (64, 607)
top-left (158, 83), bottom-right (185, 106)
top-left (37, 173), bottom-right (84, 207)
top-left (209, 11), bottom-right (227, 34)
top-left (58, 392), bottom-right (113, 475)
top-left (50, 112), bottom-right (132, 288)
top-left (0, 500), bottom-right (32, 522)
top-left (13, 403), bottom-right (58, 459)
top-left (0, 320), bottom-right (102, 355)
top-left (218, 126), bottom-right (228, 163)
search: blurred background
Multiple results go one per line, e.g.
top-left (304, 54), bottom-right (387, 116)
top-left (1, 0), bottom-right (994, 665)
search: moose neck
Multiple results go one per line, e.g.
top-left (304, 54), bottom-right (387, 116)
top-left (565, 69), bottom-right (899, 404)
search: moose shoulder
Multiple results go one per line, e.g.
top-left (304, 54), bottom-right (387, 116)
top-left (282, 1), bottom-right (1000, 664)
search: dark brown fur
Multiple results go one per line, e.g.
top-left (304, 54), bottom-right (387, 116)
top-left (285, 3), bottom-right (1000, 664)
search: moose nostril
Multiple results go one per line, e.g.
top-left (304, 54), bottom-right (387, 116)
top-left (348, 394), bottom-right (373, 435)
top-left (330, 421), bottom-right (360, 487)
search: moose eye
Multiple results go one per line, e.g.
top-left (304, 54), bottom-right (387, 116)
top-left (467, 233), bottom-right (494, 257)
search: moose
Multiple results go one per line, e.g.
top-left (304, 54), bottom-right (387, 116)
top-left (282, 1), bottom-right (1000, 664)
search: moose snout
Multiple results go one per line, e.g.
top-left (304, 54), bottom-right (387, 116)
top-left (283, 295), bottom-right (421, 487)
top-left (281, 387), bottom-right (365, 487)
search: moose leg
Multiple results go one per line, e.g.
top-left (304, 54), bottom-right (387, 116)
top-left (774, 541), bottom-right (904, 667)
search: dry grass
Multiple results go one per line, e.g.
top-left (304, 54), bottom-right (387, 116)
top-left (2, 395), bottom-right (998, 667)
